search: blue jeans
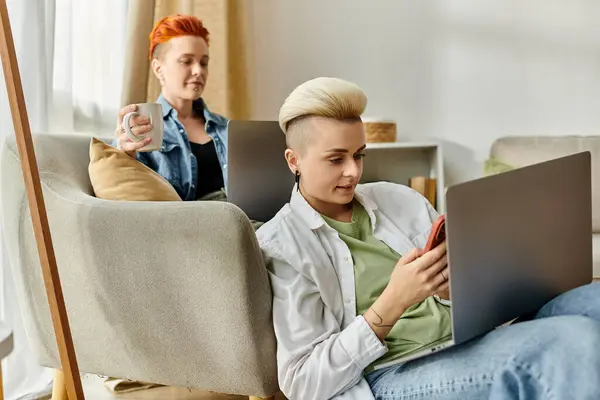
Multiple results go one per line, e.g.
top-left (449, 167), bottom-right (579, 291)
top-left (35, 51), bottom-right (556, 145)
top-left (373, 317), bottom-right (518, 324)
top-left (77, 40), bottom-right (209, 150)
top-left (366, 282), bottom-right (600, 399)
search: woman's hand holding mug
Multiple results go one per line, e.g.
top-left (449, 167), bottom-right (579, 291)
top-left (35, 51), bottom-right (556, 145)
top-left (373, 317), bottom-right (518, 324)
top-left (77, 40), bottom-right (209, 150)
top-left (115, 103), bottom-right (164, 157)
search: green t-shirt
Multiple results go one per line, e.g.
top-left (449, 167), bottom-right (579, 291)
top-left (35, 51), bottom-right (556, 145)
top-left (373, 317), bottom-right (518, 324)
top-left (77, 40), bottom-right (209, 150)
top-left (322, 200), bottom-right (452, 372)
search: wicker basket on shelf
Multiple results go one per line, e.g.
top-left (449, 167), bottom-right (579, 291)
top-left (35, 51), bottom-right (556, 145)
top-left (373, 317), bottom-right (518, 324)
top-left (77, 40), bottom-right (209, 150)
top-left (363, 119), bottom-right (397, 143)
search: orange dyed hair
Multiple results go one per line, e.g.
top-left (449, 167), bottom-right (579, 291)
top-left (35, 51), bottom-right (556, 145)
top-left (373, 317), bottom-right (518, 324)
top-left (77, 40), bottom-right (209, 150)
top-left (148, 14), bottom-right (210, 59)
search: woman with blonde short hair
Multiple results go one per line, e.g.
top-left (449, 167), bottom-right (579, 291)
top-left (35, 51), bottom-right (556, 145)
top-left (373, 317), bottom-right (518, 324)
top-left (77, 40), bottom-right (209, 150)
top-left (256, 77), bottom-right (600, 399)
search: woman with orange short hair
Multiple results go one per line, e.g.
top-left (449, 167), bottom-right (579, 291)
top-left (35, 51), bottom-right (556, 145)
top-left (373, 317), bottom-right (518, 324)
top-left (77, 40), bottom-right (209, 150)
top-left (113, 15), bottom-right (228, 201)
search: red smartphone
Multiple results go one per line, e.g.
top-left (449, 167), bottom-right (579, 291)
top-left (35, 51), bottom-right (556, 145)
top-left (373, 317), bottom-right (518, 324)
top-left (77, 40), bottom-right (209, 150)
top-left (423, 215), bottom-right (446, 253)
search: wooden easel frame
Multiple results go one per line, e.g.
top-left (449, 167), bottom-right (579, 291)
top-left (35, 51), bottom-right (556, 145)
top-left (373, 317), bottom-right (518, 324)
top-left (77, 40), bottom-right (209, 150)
top-left (0, 1), bottom-right (84, 399)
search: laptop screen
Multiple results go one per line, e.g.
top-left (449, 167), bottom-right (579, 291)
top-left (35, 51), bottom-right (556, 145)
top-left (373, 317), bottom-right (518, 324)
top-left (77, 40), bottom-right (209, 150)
top-left (226, 120), bottom-right (294, 223)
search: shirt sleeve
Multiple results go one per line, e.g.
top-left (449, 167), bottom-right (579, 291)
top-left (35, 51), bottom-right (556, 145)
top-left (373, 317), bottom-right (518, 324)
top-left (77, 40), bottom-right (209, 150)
top-left (262, 240), bottom-right (387, 400)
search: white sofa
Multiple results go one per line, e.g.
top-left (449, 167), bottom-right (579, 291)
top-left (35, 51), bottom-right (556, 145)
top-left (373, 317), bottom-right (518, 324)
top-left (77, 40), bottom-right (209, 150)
top-left (488, 136), bottom-right (600, 278)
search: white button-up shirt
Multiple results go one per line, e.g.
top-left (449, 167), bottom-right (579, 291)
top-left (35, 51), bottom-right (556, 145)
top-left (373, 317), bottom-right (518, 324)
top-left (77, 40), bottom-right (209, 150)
top-left (257, 182), bottom-right (443, 400)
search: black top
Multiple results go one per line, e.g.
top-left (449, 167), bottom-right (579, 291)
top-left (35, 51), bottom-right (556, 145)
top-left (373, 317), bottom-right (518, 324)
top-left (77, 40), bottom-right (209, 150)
top-left (189, 140), bottom-right (224, 200)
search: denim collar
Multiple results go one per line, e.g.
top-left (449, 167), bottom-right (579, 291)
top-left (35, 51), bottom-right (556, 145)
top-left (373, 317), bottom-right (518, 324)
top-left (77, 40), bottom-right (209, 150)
top-left (157, 94), bottom-right (227, 127)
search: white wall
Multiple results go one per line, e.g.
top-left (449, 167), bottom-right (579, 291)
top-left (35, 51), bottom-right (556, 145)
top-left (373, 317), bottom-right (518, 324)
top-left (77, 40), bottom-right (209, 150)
top-left (246, 0), bottom-right (600, 185)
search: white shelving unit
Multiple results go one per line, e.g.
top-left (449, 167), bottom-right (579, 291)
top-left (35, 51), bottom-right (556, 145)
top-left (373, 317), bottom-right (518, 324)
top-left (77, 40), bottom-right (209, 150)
top-left (362, 141), bottom-right (445, 213)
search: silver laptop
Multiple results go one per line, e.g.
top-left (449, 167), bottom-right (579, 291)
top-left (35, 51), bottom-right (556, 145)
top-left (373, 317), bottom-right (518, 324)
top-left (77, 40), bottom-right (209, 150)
top-left (375, 151), bottom-right (593, 370)
top-left (226, 120), bottom-right (292, 222)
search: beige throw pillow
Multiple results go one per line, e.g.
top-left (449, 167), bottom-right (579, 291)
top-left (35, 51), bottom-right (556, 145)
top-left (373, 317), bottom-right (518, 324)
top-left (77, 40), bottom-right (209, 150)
top-left (88, 138), bottom-right (182, 201)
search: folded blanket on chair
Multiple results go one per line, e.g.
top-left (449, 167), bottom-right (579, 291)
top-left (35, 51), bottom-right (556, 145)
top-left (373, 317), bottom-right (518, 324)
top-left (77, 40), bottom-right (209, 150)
top-left (103, 377), bottom-right (163, 393)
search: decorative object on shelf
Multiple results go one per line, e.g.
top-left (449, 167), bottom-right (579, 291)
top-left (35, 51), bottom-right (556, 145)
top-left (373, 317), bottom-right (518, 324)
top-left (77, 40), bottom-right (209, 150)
top-left (408, 176), bottom-right (437, 208)
top-left (363, 118), bottom-right (397, 143)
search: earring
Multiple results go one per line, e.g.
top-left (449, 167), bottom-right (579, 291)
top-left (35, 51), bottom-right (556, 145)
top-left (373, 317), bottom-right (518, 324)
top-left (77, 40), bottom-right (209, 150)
top-left (295, 170), bottom-right (300, 191)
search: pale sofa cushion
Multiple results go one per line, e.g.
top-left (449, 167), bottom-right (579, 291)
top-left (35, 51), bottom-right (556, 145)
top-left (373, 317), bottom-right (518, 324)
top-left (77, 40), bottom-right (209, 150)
top-left (490, 136), bottom-right (600, 232)
top-left (592, 234), bottom-right (600, 278)
top-left (483, 158), bottom-right (515, 176)
top-left (88, 137), bottom-right (182, 201)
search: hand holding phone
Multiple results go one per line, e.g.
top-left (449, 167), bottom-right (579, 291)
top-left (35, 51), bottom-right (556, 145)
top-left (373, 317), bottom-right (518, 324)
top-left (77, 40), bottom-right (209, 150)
top-left (424, 215), bottom-right (446, 253)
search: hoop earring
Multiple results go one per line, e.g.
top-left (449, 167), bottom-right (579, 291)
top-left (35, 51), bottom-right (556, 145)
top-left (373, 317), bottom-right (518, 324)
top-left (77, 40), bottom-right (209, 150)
top-left (295, 171), bottom-right (300, 191)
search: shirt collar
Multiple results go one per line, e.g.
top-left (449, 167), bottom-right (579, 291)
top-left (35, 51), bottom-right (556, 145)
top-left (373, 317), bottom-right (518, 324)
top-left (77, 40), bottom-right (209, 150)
top-left (289, 184), bottom-right (379, 230)
top-left (157, 94), bottom-right (227, 127)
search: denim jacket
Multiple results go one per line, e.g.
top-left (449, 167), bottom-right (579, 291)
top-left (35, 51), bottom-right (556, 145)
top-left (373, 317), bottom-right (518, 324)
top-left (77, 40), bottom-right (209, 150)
top-left (113, 94), bottom-right (229, 201)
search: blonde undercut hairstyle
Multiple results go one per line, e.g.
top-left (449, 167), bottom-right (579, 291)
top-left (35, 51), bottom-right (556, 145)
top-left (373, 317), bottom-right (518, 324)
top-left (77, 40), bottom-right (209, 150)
top-left (278, 77), bottom-right (368, 150)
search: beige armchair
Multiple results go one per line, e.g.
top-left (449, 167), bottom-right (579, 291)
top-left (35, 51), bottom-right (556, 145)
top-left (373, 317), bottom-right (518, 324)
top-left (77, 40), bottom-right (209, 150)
top-left (0, 134), bottom-right (278, 399)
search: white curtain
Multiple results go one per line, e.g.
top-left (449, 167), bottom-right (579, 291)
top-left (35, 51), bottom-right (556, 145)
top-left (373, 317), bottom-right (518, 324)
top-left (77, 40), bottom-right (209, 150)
top-left (0, 0), bottom-right (128, 398)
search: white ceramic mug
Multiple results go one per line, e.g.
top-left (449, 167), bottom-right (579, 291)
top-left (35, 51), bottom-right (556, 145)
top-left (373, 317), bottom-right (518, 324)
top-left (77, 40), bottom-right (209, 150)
top-left (122, 103), bottom-right (164, 152)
